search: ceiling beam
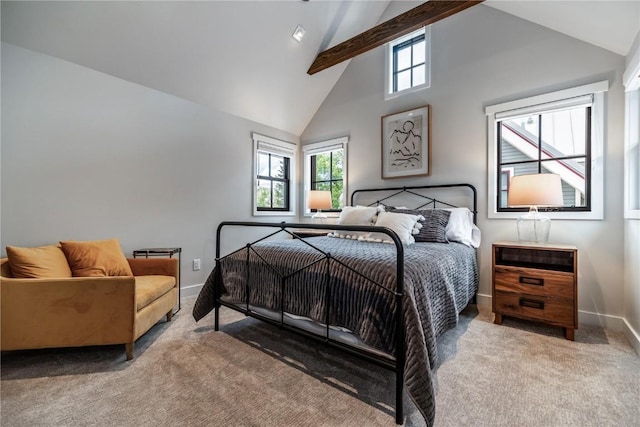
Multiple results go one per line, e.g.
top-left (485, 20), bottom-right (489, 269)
top-left (307, 0), bottom-right (484, 75)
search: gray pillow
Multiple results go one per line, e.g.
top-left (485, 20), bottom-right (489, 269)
top-left (387, 208), bottom-right (451, 243)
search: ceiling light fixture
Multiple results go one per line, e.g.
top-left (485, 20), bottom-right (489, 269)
top-left (292, 25), bottom-right (306, 42)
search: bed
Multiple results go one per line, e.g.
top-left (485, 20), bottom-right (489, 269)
top-left (193, 184), bottom-right (480, 426)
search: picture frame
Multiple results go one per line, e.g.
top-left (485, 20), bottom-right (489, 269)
top-left (381, 105), bottom-right (431, 179)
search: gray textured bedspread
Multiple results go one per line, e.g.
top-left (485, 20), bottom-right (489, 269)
top-left (193, 236), bottom-right (478, 426)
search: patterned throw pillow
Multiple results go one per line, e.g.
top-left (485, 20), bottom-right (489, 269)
top-left (387, 208), bottom-right (451, 243)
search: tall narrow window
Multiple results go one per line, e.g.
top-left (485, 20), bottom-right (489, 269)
top-left (257, 152), bottom-right (289, 210)
top-left (486, 81), bottom-right (608, 220)
top-left (253, 133), bottom-right (296, 216)
top-left (303, 137), bottom-right (348, 217)
top-left (625, 89), bottom-right (640, 218)
top-left (624, 51), bottom-right (640, 219)
top-left (386, 27), bottom-right (430, 99)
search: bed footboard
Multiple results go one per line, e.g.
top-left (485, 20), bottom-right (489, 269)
top-left (213, 221), bottom-right (406, 424)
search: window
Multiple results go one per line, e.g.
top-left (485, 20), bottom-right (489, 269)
top-left (303, 137), bottom-right (348, 217)
top-left (253, 133), bottom-right (296, 216)
top-left (486, 81), bottom-right (608, 220)
top-left (624, 48), bottom-right (640, 219)
top-left (385, 27), bottom-right (430, 99)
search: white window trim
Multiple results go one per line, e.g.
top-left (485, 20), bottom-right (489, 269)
top-left (624, 46), bottom-right (640, 219)
top-left (486, 80), bottom-right (609, 220)
top-left (384, 26), bottom-right (431, 100)
top-left (252, 132), bottom-right (297, 217)
top-left (302, 136), bottom-right (348, 218)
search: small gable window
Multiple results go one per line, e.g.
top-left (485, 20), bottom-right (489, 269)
top-left (386, 27), bottom-right (431, 99)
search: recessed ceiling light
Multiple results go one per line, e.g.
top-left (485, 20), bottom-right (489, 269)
top-left (292, 25), bottom-right (306, 42)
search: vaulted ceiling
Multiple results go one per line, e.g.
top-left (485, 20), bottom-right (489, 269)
top-left (2, 1), bottom-right (639, 136)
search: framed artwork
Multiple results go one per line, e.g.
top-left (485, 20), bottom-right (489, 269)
top-left (381, 105), bottom-right (431, 179)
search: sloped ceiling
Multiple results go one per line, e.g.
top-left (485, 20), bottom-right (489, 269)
top-left (485, 0), bottom-right (640, 56)
top-left (1, 0), bottom-right (390, 136)
top-left (2, 1), bottom-right (639, 137)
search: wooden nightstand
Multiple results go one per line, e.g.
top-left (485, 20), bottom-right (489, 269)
top-left (492, 241), bottom-right (578, 340)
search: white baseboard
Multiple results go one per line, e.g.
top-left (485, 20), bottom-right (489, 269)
top-left (475, 292), bottom-right (492, 309)
top-left (622, 318), bottom-right (640, 356)
top-left (477, 293), bottom-right (640, 355)
top-left (180, 283), bottom-right (204, 298)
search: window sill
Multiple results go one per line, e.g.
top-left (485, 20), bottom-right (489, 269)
top-left (385, 82), bottom-right (430, 101)
top-left (624, 210), bottom-right (640, 220)
top-left (253, 211), bottom-right (296, 217)
top-left (488, 210), bottom-right (603, 221)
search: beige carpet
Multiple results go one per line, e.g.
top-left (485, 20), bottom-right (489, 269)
top-left (1, 296), bottom-right (638, 426)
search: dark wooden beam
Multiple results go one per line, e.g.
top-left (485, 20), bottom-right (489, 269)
top-left (307, 0), bottom-right (483, 75)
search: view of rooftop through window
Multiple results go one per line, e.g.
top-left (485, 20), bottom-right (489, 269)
top-left (498, 105), bottom-right (590, 210)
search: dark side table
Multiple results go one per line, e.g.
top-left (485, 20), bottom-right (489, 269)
top-left (133, 247), bottom-right (181, 314)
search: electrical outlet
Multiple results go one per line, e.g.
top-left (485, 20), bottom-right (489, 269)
top-left (193, 259), bottom-right (201, 271)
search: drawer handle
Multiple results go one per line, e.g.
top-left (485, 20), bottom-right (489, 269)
top-left (519, 298), bottom-right (545, 310)
top-left (520, 276), bottom-right (544, 286)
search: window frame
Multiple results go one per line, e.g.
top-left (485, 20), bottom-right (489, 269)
top-left (252, 133), bottom-right (297, 217)
top-left (496, 103), bottom-right (592, 213)
top-left (302, 136), bottom-right (348, 218)
top-left (624, 45), bottom-right (640, 219)
top-left (486, 81), bottom-right (608, 220)
top-left (385, 26), bottom-right (431, 100)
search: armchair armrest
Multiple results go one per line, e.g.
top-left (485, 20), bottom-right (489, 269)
top-left (127, 258), bottom-right (178, 283)
top-left (1, 276), bottom-right (136, 351)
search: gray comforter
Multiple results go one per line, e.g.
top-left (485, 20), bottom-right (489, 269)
top-left (193, 236), bottom-right (478, 426)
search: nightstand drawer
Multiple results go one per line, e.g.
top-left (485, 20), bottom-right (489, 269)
top-left (494, 291), bottom-right (574, 327)
top-left (494, 266), bottom-right (574, 299)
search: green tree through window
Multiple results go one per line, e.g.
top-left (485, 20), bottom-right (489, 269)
top-left (311, 149), bottom-right (343, 211)
top-left (257, 152), bottom-right (289, 211)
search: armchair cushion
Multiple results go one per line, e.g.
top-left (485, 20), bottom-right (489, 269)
top-left (60, 238), bottom-right (133, 277)
top-left (135, 275), bottom-right (176, 311)
top-left (6, 245), bottom-right (72, 278)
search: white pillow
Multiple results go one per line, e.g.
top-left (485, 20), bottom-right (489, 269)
top-left (329, 205), bottom-right (384, 239)
top-left (363, 211), bottom-right (424, 245)
top-left (443, 208), bottom-right (481, 248)
top-left (336, 205), bottom-right (382, 225)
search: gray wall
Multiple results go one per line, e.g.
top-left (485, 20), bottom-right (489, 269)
top-left (1, 42), bottom-right (297, 293)
top-left (301, 4), bottom-right (628, 327)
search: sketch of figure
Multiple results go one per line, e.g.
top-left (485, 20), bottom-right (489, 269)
top-left (388, 117), bottom-right (422, 171)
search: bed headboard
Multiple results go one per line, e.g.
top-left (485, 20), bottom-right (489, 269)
top-left (350, 183), bottom-right (478, 224)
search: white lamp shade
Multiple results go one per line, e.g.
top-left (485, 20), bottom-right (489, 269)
top-left (307, 190), bottom-right (332, 210)
top-left (508, 173), bottom-right (564, 207)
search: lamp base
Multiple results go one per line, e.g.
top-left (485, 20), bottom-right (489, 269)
top-left (311, 211), bottom-right (327, 224)
top-left (516, 208), bottom-right (551, 243)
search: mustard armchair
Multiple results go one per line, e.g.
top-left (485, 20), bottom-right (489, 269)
top-left (0, 257), bottom-right (178, 360)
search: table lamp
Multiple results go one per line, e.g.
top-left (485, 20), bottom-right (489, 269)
top-left (507, 173), bottom-right (564, 243)
top-left (307, 190), bottom-right (332, 223)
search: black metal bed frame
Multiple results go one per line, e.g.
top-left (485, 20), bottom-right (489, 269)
top-left (213, 184), bottom-right (477, 425)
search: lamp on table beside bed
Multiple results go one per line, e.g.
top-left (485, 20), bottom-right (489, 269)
top-left (308, 190), bottom-right (332, 224)
top-left (507, 173), bottom-right (563, 243)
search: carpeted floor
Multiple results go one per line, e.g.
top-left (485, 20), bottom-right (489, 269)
top-left (1, 296), bottom-right (638, 426)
